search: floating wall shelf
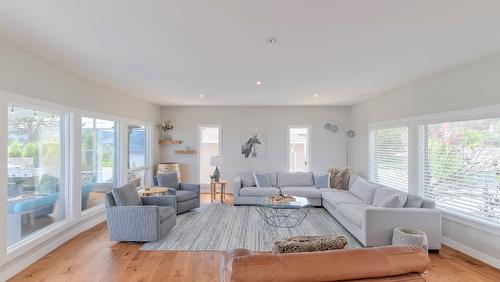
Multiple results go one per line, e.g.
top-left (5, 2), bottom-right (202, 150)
top-left (175, 150), bottom-right (196, 155)
top-left (159, 140), bottom-right (182, 145)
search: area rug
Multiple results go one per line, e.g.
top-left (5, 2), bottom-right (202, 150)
top-left (141, 204), bottom-right (361, 251)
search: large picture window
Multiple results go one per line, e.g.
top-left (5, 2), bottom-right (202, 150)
top-left (81, 117), bottom-right (117, 211)
top-left (7, 104), bottom-right (68, 247)
top-left (369, 126), bottom-right (409, 191)
top-left (127, 124), bottom-right (149, 186)
top-left (421, 118), bottom-right (500, 224)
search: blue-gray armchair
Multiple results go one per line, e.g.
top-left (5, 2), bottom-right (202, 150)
top-left (104, 182), bottom-right (176, 242)
top-left (154, 172), bottom-right (200, 214)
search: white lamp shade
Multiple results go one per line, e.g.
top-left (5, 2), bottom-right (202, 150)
top-left (210, 156), bottom-right (221, 166)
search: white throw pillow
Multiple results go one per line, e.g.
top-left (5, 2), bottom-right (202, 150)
top-left (349, 178), bottom-right (378, 204)
top-left (372, 187), bottom-right (407, 208)
top-left (253, 172), bottom-right (271, 187)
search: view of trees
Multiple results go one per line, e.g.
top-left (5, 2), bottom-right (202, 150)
top-left (425, 119), bottom-right (500, 223)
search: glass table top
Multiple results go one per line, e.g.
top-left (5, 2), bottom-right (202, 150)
top-left (256, 196), bottom-right (312, 209)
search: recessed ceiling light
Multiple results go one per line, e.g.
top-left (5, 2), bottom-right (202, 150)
top-left (266, 37), bottom-right (277, 44)
top-left (314, 94), bottom-right (319, 98)
top-left (256, 81), bottom-right (262, 86)
top-left (199, 94), bottom-right (204, 98)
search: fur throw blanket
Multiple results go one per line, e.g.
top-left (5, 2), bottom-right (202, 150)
top-left (272, 235), bottom-right (348, 254)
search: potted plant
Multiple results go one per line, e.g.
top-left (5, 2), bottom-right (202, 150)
top-left (157, 120), bottom-right (174, 141)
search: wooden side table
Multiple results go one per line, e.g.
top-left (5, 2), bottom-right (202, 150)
top-left (138, 186), bottom-right (168, 197)
top-left (210, 180), bottom-right (226, 202)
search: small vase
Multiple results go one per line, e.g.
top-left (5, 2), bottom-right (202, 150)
top-left (213, 166), bottom-right (221, 182)
top-left (160, 131), bottom-right (172, 141)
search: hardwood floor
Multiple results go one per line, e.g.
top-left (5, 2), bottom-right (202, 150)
top-left (10, 193), bottom-right (500, 282)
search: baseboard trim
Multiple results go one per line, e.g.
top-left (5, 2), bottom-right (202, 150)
top-left (0, 211), bottom-right (106, 281)
top-left (442, 236), bottom-right (500, 270)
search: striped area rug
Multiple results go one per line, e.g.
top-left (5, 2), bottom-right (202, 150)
top-left (141, 204), bottom-right (361, 251)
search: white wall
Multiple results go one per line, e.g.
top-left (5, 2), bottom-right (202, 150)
top-left (0, 38), bottom-right (161, 279)
top-left (350, 53), bottom-right (500, 268)
top-left (160, 106), bottom-right (351, 191)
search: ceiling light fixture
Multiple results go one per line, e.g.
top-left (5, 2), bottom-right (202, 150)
top-left (256, 81), bottom-right (262, 86)
top-left (199, 94), bottom-right (204, 98)
top-left (266, 37), bottom-right (277, 44)
top-left (314, 94), bottom-right (319, 98)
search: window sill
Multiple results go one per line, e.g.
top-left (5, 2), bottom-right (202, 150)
top-left (440, 209), bottom-right (500, 236)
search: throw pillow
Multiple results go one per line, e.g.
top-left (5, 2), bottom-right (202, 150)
top-left (112, 183), bottom-right (142, 206)
top-left (349, 178), bottom-right (378, 204)
top-left (254, 172), bottom-right (271, 187)
top-left (272, 235), bottom-right (348, 254)
top-left (377, 195), bottom-right (402, 208)
top-left (405, 194), bottom-right (424, 208)
top-left (157, 172), bottom-right (179, 189)
top-left (313, 172), bottom-right (330, 188)
top-left (372, 187), bottom-right (407, 208)
top-left (328, 167), bottom-right (351, 190)
top-left (240, 171), bottom-right (256, 187)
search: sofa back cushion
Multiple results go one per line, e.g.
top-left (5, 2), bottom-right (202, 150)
top-left (372, 187), bottom-right (408, 208)
top-left (239, 171), bottom-right (257, 187)
top-left (348, 175), bottom-right (359, 188)
top-left (405, 194), bottom-right (424, 208)
top-left (254, 172), bottom-right (271, 187)
top-left (112, 183), bottom-right (142, 206)
top-left (313, 172), bottom-right (330, 188)
top-left (278, 172), bottom-right (314, 187)
top-left (268, 172), bottom-right (278, 187)
top-left (349, 178), bottom-right (378, 204)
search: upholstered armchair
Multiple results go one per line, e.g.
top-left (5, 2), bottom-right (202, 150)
top-left (104, 182), bottom-right (176, 242)
top-left (154, 172), bottom-right (200, 214)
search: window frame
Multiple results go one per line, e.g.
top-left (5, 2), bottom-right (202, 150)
top-left (287, 125), bottom-right (312, 172)
top-left (80, 115), bottom-right (120, 213)
top-left (125, 122), bottom-right (152, 187)
top-left (368, 122), bottom-right (410, 192)
top-left (367, 104), bottom-right (500, 235)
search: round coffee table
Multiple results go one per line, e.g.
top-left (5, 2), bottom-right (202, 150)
top-left (255, 196), bottom-right (312, 228)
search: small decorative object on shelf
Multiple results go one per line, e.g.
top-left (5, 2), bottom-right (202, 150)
top-left (157, 119), bottom-right (174, 141)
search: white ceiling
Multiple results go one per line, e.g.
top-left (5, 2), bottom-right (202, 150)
top-left (1, 1), bottom-right (500, 106)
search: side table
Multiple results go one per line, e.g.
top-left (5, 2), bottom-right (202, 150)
top-left (210, 180), bottom-right (226, 202)
top-left (138, 186), bottom-right (169, 197)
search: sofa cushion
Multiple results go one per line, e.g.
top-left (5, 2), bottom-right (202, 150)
top-left (281, 186), bottom-right (323, 198)
top-left (239, 187), bottom-right (280, 197)
top-left (372, 187), bottom-right (407, 208)
top-left (157, 172), bottom-right (180, 189)
top-left (159, 206), bottom-right (175, 223)
top-left (278, 172), bottom-right (314, 187)
top-left (349, 178), bottom-right (378, 204)
top-left (239, 171), bottom-right (256, 187)
top-left (176, 190), bottom-right (198, 202)
top-left (112, 183), bottom-right (142, 206)
top-left (254, 172), bottom-right (271, 187)
top-left (336, 203), bottom-right (370, 227)
top-left (321, 190), bottom-right (365, 208)
top-left (348, 175), bottom-right (359, 188)
top-left (268, 172), bottom-right (278, 187)
top-left (313, 172), bottom-right (330, 188)
top-left (405, 194), bottom-right (424, 208)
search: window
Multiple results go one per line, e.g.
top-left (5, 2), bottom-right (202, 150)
top-left (81, 117), bottom-right (117, 211)
top-left (127, 124), bottom-right (149, 186)
top-left (7, 104), bottom-right (68, 247)
top-left (421, 118), bottom-right (500, 224)
top-left (199, 126), bottom-right (220, 184)
top-left (288, 126), bottom-right (310, 172)
top-left (369, 126), bottom-right (409, 191)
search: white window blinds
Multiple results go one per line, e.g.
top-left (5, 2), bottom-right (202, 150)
top-left (421, 118), bottom-right (500, 224)
top-left (370, 126), bottom-right (409, 191)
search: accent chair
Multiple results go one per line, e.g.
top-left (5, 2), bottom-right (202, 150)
top-left (104, 182), bottom-right (176, 242)
top-left (154, 172), bottom-right (200, 214)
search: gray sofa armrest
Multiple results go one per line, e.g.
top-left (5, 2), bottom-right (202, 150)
top-left (141, 195), bottom-right (177, 213)
top-left (233, 177), bottom-right (242, 203)
top-left (362, 207), bottom-right (442, 250)
top-left (106, 205), bottom-right (160, 241)
top-left (179, 183), bottom-right (201, 194)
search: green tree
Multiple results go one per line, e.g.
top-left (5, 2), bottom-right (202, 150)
top-left (23, 143), bottom-right (39, 165)
top-left (8, 141), bottom-right (23, 157)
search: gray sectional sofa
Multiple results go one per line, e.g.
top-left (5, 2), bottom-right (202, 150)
top-left (233, 172), bottom-right (442, 251)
